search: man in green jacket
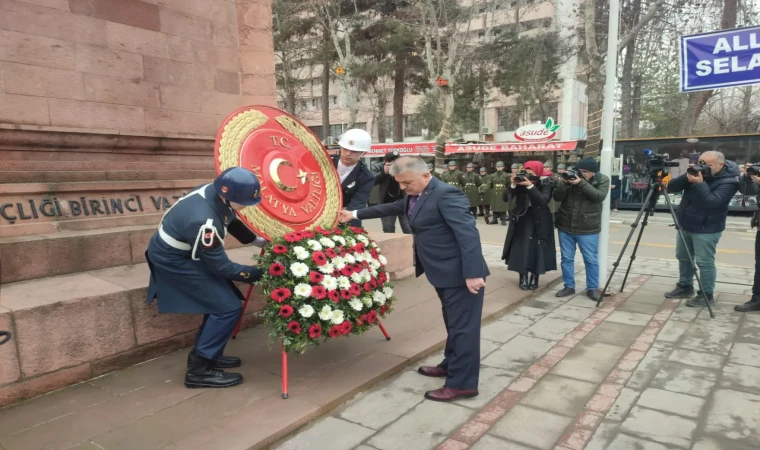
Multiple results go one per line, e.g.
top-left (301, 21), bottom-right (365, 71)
top-left (553, 158), bottom-right (610, 301)
top-left (441, 160), bottom-right (465, 189)
top-left (479, 166), bottom-right (491, 223)
top-left (463, 163), bottom-right (483, 216)
top-left (486, 161), bottom-right (510, 225)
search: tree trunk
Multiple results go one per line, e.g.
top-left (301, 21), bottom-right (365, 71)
top-left (321, 27), bottom-right (331, 140)
top-left (583, 0), bottom-right (604, 154)
top-left (376, 92), bottom-right (388, 143)
top-left (631, 73), bottom-right (642, 137)
top-left (619, 38), bottom-right (636, 139)
top-left (678, 0), bottom-right (737, 134)
top-left (393, 51), bottom-right (406, 142)
top-left (434, 87), bottom-right (454, 169)
top-left (285, 89), bottom-right (297, 115)
top-left (741, 86), bottom-right (752, 133)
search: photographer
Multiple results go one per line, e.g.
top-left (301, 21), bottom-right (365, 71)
top-left (553, 158), bottom-right (610, 301)
top-left (501, 161), bottom-right (557, 290)
top-left (734, 163), bottom-right (760, 312)
top-left (665, 151), bottom-right (739, 307)
top-left (374, 151), bottom-right (412, 234)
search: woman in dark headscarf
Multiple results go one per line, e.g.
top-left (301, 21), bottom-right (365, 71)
top-left (501, 160), bottom-right (557, 290)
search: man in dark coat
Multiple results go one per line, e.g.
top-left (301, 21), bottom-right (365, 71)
top-left (146, 167), bottom-right (266, 389)
top-left (333, 128), bottom-right (374, 227)
top-left (736, 163), bottom-right (760, 312)
top-left (339, 156), bottom-right (489, 403)
top-left (375, 151), bottom-right (412, 233)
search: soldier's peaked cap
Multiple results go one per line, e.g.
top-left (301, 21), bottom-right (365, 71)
top-left (495, 161), bottom-right (505, 167)
top-left (448, 160), bottom-right (457, 166)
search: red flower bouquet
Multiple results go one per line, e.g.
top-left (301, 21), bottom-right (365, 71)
top-left (259, 226), bottom-right (395, 353)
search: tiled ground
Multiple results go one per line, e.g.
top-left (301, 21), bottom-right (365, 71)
top-left (275, 252), bottom-right (760, 450)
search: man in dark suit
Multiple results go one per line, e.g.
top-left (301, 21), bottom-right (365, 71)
top-left (375, 151), bottom-right (412, 234)
top-left (339, 156), bottom-right (489, 402)
top-left (333, 128), bottom-right (374, 227)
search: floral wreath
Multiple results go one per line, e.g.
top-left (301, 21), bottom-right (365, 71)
top-left (259, 225), bottom-right (395, 353)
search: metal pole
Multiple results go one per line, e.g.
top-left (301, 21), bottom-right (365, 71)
top-left (597, 0), bottom-right (621, 288)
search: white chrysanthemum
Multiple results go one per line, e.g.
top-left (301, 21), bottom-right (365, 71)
top-left (338, 276), bottom-right (351, 290)
top-left (319, 237), bottom-right (335, 248)
top-left (318, 263), bottom-right (335, 274)
top-left (373, 291), bottom-right (387, 305)
top-left (331, 309), bottom-right (345, 324)
top-left (357, 235), bottom-right (369, 245)
top-left (293, 246), bottom-right (309, 260)
top-left (354, 253), bottom-right (364, 263)
top-left (290, 262), bottom-right (309, 277)
top-left (369, 260), bottom-right (380, 270)
top-left (299, 304), bottom-right (315, 318)
top-left (332, 236), bottom-right (346, 245)
top-left (370, 242), bottom-right (378, 248)
top-left (383, 287), bottom-right (394, 298)
top-left (350, 273), bottom-right (363, 284)
top-left (362, 296), bottom-right (373, 307)
top-left (321, 275), bottom-right (338, 290)
top-left (335, 261), bottom-right (347, 271)
top-left (371, 268), bottom-right (379, 277)
top-left (306, 240), bottom-right (322, 251)
top-left (318, 305), bottom-right (332, 321)
top-left (344, 254), bottom-right (356, 264)
top-left (378, 255), bottom-right (388, 265)
top-left (294, 283), bottom-right (312, 298)
top-left (348, 298), bottom-right (363, 311)
top-left (360, 270), bottom-right (371, 282)
top-left (347, 238), bottom-right (356, 246)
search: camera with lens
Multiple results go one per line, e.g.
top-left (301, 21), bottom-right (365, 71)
top-left (561, 168), bottom-right (578, 181)
top-left (644, 152), bottom-right (679, 171)
top-left (746, 164), bottom-right (760, 176)
top-left (383, 150), bottom-right (400, 163)
top-left (514, 171), bottom-right (529, 183)
top-left (687, 164), bottom-right (711, 177)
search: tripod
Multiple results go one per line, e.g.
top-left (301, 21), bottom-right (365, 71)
top-left (597, 171), bottom-right (715, 319)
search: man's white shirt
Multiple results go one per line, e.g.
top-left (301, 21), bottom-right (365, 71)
top-left (337, 161), bottom-right (357, 183)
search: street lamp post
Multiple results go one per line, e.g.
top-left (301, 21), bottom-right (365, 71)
top-left (598, 0), bottom-right (621, 288)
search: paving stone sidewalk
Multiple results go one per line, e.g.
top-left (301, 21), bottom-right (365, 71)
top-left (275, 247), bottom-right (760, 450)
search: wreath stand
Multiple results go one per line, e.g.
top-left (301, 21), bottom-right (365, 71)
top-left (231, 285), bottom-right (391, 399)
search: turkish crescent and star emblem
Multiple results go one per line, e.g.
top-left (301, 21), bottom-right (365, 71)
top-left (214, 105), bottom-right (342, 241)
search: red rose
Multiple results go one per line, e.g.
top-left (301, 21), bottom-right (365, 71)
top-left (367, 310), bottom-right (378, 324)
top-left (363, 283), bottom-right (372, 292)
top-left (370, 248), bottom-right (379, 259)
top-left (284, 233), bottom-right (298, 243)
top-left (369, 279), bottom-right (377, 288)
top-left (311, 285), bottom-right (327, 299)
top-left (380, 305), bottom-right (388, 315)
top-left (269, 263), bottom-right (285, 276)
top-left (378, 272), bottom-right (387, 283)
top-left (301, 230), bottom-right (315, 238)
top-left (308, 323), bottom-right (322, 339)
top-left (270, 288), bottom-right (291, 303)
top-left (360, 314), bottom-right (368, 323)
top-left (340, 267), bottom-right (353, 277)
top-left (340, 289), bottom-right (352, 300)
top-left (309, 271), bottom-right (324, 283)
top-left (328, 325), bottom-right (342, 338)
top-left (349, 283), bottom-right (361, 296)
top-left (315, 226), bottom-right (331, 235)
top-left (356, 317), bottom-right (364, 326)
top-left (328, 290), bottom-right (340, 302)
top-left (325, 248), bottom-right (338, 258)
top-left (354, 243), bottom-right (366, 252)
top-left (361, 261), bottom-right (370, 268)
top-left (279, 305), bottom-right (294, 318)
top-left (352, 264), bottom-right (363, 273)
top-left (332, 270), bottom-right (340, 277)
top-left (341, 321), bottom-right (353, 335)
top-left (272, 244), bottom-right (288, 255)
top-left (334, 229), bottom-right (343, 235)
top-left (350, 226), bottom-right (366, 234)
top-left (287, 321), bottom-right (302, 334)
top-left (312, 252), bottom-right (327, 266)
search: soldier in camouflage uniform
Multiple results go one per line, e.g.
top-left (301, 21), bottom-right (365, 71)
top-left (462, 163), bottom-right (483, 216)
top-left (486, 161), bottom-right (510, 225)
top-left (428, 163), bottom-right (441, 179)
top-left (440, 160), bottom-right (465, 189)
top-left (478, 166), bottom-right (491, 224)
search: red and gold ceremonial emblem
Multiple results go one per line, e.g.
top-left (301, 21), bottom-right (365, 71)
top-left (214, 106), bottom-right (342, 240)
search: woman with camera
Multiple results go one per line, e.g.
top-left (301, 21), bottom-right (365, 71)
top-left (501, 161), bottom-right (557, 290)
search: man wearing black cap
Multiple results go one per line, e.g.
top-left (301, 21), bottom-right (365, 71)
top-left (553, 157), bottom-right (610, 301)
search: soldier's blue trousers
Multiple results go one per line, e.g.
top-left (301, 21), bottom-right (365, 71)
top-left (194, 308), bottom-right (242, 360)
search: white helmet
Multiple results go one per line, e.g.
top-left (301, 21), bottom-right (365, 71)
top-left (338, 129), bottom-right (371, 153)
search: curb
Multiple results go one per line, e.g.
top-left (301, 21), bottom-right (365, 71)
top-left (614, 218), bottom-right (751, 232)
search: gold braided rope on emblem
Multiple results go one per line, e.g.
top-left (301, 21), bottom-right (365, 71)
top-left (275, 115), bottom-right (340, 230)
top-left (217, 109), bottom-right (295, 238)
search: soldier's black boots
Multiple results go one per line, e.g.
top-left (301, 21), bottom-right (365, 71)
top-left (185, 353), bottom-right (242, 389)
top-left (528, 274), bottom-right (539, 290)
top-left (187, 349), bottom-right (241, 369)
top-left (735, 295), bottom-right (760, 312)
top-left (519, 273), bottom-right (529, 290)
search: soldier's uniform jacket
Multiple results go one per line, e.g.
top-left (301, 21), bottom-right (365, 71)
top-left (441, 169), bottom-right (465, 189)
top-left (479, 173), bottom-right (492, 206)
top-left (463, 172), bottom-right (483, 207)
top-left (145, 183), bottom-right (264, 315)
top-left (431, 170), bottom-right (441, 180)
top-left (486, 171), bottom-right (510, 212)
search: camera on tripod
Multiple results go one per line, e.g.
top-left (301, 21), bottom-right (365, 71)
top-left (643, 149), bottom-right (679, 172)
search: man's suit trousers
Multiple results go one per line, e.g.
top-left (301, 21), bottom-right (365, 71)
top-left (435, 285), bottom-right (484, 390)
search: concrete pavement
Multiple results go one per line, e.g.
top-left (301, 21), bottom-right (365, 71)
top-left (275, 245), bottom-right (760, 450)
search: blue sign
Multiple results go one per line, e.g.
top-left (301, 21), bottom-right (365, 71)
top-left (680, 26), bottom-right (760, 92)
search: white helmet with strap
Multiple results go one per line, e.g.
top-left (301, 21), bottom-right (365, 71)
top-left (338, 129), bottom-right (372, 153)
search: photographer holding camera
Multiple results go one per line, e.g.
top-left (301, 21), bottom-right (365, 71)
top-left (501, 161), bottom-right (557, 290)
top-left (374, 151), bottom-right (412, 234)
top-left (553, 158), bottom-right (610, 301)
top-left (664, 151), bottom-right (739, 307)
top-left (734, 163), bottom-right (760, 312)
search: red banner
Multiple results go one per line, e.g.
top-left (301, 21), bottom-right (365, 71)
top-left (364, 141), bottom-right (577, 156)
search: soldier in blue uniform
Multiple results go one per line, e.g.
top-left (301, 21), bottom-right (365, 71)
top-left (146, 167), bottom-right (267, 389)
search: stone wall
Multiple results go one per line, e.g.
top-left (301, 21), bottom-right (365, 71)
top-left (0, 0), bottom-right (275, 137)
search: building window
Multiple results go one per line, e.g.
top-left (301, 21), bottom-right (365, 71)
top-left (329, 124), bottom-right (345, 137)
top-left (300, 99), bottom-right (308, 110)
top-left (497, 107), bottom-right (520, 132)
top-left (529, 102), bottom-right (559, 123)
top-left (404, 114), bottom-right (422, 137)
top-left (332, 96), bottom-right (338, 105)
top-left (353, 122), bottom-right (367, 131)
top-left (383, 115), bottom-right (394, 140)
